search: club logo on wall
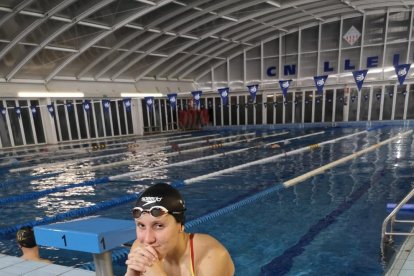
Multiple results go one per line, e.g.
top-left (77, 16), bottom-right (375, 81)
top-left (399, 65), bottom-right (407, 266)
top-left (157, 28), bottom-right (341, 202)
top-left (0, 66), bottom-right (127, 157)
top-left (343, 26), bottom-right (361, 46)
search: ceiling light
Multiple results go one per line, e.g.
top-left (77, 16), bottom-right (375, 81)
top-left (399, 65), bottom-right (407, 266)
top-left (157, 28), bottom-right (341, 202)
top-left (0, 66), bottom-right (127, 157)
top-left (121, 93), bottom-right (163, 98)
top-left (266, 1), bottom-right (281, 8)
top-left (18, 92), bottom-right (84, 98)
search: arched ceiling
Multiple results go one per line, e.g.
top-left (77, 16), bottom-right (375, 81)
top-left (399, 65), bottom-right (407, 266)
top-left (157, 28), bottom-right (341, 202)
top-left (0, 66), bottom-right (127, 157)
top-left (0, 0), bottom-right (412, 86)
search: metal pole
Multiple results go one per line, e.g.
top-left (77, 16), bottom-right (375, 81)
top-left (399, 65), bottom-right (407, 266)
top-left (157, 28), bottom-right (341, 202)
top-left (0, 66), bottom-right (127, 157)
top-left (93, 251), bottom-right (113, 276)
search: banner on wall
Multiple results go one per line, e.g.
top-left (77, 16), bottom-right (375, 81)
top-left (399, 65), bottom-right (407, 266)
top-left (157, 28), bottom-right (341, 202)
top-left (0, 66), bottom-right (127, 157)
top-left (191, 91), bottom-right (202, 107)
top-left (0, 107), bottom-right (5, 118)
top-left (47, 104), bottom-right (55, 117)
top-left (313, 75), bottom-right (328, 95)
top-left (66, 102), bottom-right (73, 112)
top-left (30, 106), bottom-right (37, 117)
top-left (247, 84), bottom-right (259, 102)
top-left (145, 97), bottom-right (154, 110)
top-left (352, 69), bottom-right (368, 92)
top-left (83, 100), bottom-right (91, 112)
top-left (167, 93), bottom-right (177, 110)
top-left (102, 99), bottom-right (110, 112)
top-left (394, 64), bottom-right (411, 86)
top-left (218, 87), bottom-right (229, 106)
top-left (123, 98), bottom-right (132, 112)
top-left (279, 80), bottom-right (291, 97)
top-left (14, 107), bottom-right (21, 119)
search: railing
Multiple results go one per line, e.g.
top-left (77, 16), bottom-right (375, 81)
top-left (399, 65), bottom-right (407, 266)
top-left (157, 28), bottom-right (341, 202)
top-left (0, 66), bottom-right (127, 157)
top-left (381, 187), bottom-right (414, 255)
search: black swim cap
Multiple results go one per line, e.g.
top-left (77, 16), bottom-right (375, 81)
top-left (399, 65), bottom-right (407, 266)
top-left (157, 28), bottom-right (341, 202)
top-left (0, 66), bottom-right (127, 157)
top-left (135, 183), bottom-right (186, 224)
top-left (16, 226), bottom-right (37, 248)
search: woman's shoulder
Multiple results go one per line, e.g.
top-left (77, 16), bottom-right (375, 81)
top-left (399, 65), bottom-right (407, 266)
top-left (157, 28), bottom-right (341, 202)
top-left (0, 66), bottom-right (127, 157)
top-left (192, 233), bottom-right (229, 256)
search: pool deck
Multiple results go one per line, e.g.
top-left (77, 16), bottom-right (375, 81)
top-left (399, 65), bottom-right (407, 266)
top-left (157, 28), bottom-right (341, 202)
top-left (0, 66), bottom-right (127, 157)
top-left (0, 254), bottom-right (94, 276)
top-left (386, 235), bottom-right (414, 276)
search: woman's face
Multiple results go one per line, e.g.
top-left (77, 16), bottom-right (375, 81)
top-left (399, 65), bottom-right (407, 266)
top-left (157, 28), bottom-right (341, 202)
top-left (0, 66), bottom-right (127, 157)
top-left (135, 213), bottom-right (181, 258)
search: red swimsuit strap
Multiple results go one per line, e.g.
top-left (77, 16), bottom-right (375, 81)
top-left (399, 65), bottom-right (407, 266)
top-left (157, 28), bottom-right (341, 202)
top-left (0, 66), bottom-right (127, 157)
top-left (190, 233), bottom-right (195, 275)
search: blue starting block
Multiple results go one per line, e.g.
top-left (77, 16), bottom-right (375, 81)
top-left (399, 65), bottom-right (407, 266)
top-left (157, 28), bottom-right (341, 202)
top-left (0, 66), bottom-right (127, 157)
top-left (34, 217), bottom-right (136, 276)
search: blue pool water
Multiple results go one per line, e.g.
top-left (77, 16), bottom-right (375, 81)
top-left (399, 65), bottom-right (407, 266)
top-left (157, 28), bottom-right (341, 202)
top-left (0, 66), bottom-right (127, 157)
top-left (0, 126), bottom-right (413, 275)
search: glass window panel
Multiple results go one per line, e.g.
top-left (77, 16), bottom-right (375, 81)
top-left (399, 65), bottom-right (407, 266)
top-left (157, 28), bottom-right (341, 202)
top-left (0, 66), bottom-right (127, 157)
top-left (239, 96), bottom-right (245, 125)
top-left (6, 101), bottom-right (23, 146)
top-left (207, 98), bottom-right (214, 126)
top-left (264, 38), bottom-right (279, 57)
top-left (18, 101), bottom-right (34, 145)
top-left (300, 53), bottom-right (317, 78)
top-left (230, 54), bottom-right (244, 84)
top-left (335, 89), bottom-right (345, 122)
top-left (256, 95), bottom-right (263, 125)
top-left (142, 100), bottom-right (148, 132)
top-left (94, 102), bottom-right (104, 137)
top-left (384, 42), bottom-right (408, 67)
top-left (348, 88), bottom-right (358, 121)
top-left (214, 63), bottom-right (227, 83)
top-left (76, 101), bottom-right (88, 139)
top-left (223, 101), bottom-right (230, 126)
top-left (382, 86), bottom-right (394, 120)
top-left (231, 96), bottom-right (238, 125)
top-left (301, 26), bottom-right (318, 52)
top-left (57, 101), bottom-right (69, 141)
top-left (246, 59), bottom-right (261, 82)
top-left (320, 50), bottom-right (339, 75)
top-left (341, 48), bottom-right (360, 73)
top-left (284, 93), bottom-right (292, 123)
top-left (359, 88), bottom-right (370, 121)
top-left (30, 100), bottom-right (45, 144)
top-left (304, 91), bottom-right (313, 123)
top-left (266, 95), bottom-right (274, 124)
top-left (118, 100), bottom-right (126, 135)
top-left (407, 84), bottom-right (414, 119)
top-left (364, 13), bottom-right (386, 45)
top-left (321, 21), bottom-right (340, 50)
top-left (275, 94), bottom-right (283, 124)
top-left (394, 85), bottom-right (407, 120)
top-left (264, 57), bottom-right (279, 81)
top-left (387, 12), bottom-right (410, 43)
top-left (282, 33), bottom-right (298, 55)
top-left (247, 100), bottom-right (254, 125)
top-left (0, 105), bottom-right (12, 147)
top-left (111, 101), bottom-right (120, 135)
top-left (325, 90), bottom-right (334, 122)
top-left (314, 94), bottom-right (323, 123)
top-left (67, 101), bottom-right (79, 140)
top-left (342, 17), bottom-right (363, 49)
top-left (294, 92), bottom-right (302, 123)
top-left (371, 86), bottom-right (382, 121)
top-left (215, 97), bottom-right (222, 126)
top-left (362, 46), bottom-right (383, 68)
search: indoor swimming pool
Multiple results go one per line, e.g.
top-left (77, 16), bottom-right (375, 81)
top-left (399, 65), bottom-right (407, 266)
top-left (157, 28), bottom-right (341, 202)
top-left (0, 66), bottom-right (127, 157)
top-left (0, 125), bottom-right (413, 275)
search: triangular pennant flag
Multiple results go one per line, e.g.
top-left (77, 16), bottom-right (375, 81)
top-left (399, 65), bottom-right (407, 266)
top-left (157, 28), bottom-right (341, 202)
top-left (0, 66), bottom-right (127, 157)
top-left (279, 80), bottom-right (292, 97)
top-left (145, 97), bottom-right (154, 110)
top-left (352, 70), bottom-right (368, 92)
top-left (30, 105), bottom-right (37, 117)
top-left (167, 93), bottom-right (177, 110)
top-left (394, 64), bottom-right (411, 86)
top-left (218, 87), bottom-right (229, 106)
top-left (66, 102), bottom-right (73, 112)
top-left (247, 84), bottom-right (259, 102)
top-left (0, 107), bottom-right (6, 118)
top-left (47, 104), bottom-right (55, 117)
top-left (102, 99), bottom-right (110, 112)
top-left (191, 91), bottom-right (202, 108)
top-left (83, 100), bottom-right (91, 112)
top-left (14, 107), bottom-right (21, 119)
top-left (313, 75), bottom-right (328, 95)
top-left (123, 98), bottom-right (132, 112)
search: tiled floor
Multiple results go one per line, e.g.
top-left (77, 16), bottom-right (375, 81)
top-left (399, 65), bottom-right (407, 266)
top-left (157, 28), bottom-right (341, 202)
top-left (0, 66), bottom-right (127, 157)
top-left (386, 235), bottom-right (414, 276)
top-left (0, 254), bottom-right (94, 276)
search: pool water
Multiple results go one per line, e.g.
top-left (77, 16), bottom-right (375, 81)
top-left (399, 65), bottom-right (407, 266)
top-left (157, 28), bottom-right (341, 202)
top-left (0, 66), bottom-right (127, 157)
top-left (0, 126), bottom-right (413, 275)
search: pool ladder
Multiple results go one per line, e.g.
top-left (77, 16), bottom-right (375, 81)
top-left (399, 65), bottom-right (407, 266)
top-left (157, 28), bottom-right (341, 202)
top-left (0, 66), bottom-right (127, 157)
top-left (381, 187), bottom-right (414, 255)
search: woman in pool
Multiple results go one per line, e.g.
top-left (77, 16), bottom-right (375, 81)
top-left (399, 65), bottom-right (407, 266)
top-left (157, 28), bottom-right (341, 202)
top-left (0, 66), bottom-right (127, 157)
top-left (125, 183), bottom-right (235, 276)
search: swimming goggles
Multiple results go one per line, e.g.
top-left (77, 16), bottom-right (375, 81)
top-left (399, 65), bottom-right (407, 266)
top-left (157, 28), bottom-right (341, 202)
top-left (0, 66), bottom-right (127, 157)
top-left (132, 206), bottom-right (183, 219)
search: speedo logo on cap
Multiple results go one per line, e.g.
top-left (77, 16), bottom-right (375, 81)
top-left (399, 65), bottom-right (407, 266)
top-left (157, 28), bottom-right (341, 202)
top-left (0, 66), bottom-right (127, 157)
top-left (141, 196), bottom-right (162, 206)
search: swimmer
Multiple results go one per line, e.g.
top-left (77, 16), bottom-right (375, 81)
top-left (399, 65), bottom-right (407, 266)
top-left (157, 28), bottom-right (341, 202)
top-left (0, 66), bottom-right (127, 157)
top-left (16, 226), bottom-right (52, 263)
top-left (125, 183), bottom-right (235, 276)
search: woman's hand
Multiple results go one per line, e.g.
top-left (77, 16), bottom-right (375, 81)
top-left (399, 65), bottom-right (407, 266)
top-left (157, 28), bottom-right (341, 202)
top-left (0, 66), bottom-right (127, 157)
top-left (125, 244), bottom-right (158, 274)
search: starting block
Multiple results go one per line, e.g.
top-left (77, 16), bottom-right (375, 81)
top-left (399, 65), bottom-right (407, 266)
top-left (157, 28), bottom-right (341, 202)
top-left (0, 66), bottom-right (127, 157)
top-left (34, 217), bottom-right (136, 276)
